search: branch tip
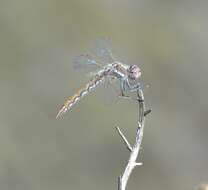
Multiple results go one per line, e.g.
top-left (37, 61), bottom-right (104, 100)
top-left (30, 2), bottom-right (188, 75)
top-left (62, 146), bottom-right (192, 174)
top-left (115, 126), bottom-right (132, 152)
top-left (144, 109), bottom-right (151, 117)
top-left (135, 162), bottom-right (143, 166)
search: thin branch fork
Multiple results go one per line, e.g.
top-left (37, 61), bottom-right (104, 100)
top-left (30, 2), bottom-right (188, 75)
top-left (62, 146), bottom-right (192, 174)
top-left (116, 89), bottom-right (148, 190)
top-left (115, 126), bottom-right (132, 152)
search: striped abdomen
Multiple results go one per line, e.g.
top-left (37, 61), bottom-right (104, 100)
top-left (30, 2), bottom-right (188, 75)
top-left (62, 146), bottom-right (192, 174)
top-left (56, 73), bottom-right (105, 118)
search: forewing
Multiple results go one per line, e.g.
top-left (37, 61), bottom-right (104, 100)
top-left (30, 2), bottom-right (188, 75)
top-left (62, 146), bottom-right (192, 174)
top-left (91, 38), bottom-right (115, 64)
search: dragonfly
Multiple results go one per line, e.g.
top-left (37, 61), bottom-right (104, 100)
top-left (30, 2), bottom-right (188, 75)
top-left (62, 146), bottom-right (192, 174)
top-left (56, 39), bottom-right (142, 118)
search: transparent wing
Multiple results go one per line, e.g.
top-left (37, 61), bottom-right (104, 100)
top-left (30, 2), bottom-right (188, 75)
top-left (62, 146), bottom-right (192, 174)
top-left (91, 38), bottom-right (115, 64)
top-left (99, 76), bottom-right (122, 105)
top-left (73, 54), bottom-right (102, 73)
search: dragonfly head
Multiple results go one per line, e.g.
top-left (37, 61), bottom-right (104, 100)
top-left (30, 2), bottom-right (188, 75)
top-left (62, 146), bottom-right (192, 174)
top-left (127, 65), bottom-right (141, 80)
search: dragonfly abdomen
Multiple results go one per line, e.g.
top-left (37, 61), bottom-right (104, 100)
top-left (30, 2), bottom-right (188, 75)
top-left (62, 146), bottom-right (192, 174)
top-left (56, 73), bottom-right (106, 118)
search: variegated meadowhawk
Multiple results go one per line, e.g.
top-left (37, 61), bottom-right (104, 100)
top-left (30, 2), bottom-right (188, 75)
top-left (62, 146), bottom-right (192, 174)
top-left (56, 39), bottom-right (142, 118)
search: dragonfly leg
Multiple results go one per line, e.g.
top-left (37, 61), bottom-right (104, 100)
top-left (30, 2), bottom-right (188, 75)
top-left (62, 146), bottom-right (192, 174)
top-left (117, 80), bottom-right (134, 100)
top-left (118, 89), bottom-right (138, 101)
top-left (118, 93), bottom-right (140, 101)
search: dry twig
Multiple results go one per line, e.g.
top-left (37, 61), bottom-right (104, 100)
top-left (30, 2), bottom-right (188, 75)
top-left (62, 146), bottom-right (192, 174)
top-left (116, 88), bottom-right (150, 190)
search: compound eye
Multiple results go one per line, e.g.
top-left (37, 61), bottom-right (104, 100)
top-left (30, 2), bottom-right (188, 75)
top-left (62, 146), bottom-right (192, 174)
top-left (128, 65), bottom-right (141, 79)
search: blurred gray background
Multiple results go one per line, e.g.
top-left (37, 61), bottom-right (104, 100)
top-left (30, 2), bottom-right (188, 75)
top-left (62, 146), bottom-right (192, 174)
top-left (0, 0), bottom-right (208, 190)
